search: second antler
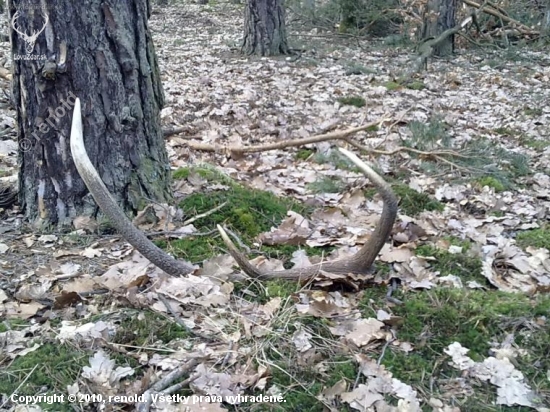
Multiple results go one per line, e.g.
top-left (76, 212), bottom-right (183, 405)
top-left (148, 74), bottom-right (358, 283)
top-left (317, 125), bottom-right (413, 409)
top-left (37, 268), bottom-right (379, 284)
top-left (218, 147), bottom-right (398, 280)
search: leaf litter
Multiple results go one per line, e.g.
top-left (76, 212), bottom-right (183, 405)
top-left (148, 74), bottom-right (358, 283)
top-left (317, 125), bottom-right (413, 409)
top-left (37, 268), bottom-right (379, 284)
top-left (0, 2), bottom-right (549, 412)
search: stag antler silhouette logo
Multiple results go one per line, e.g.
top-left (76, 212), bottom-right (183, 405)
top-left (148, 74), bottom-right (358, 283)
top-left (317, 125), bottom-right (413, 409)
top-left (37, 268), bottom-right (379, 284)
top-left (11, 8), bottom-right (49, 54)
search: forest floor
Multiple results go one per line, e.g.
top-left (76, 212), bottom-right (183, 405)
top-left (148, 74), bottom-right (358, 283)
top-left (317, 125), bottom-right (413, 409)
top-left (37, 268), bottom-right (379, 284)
top-left (1, 2), bottom-right (550, 412)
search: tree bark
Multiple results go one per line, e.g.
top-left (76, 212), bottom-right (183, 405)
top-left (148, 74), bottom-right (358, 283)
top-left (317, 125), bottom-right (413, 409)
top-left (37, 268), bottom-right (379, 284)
top-left (421, 0), bottom-right (457, 57)
top-left (9, 0), bottom-right (171, 226)
top-left (241, 0), bottom-right (290, 56)
top-left (544, 0), bottom-right (550, 33)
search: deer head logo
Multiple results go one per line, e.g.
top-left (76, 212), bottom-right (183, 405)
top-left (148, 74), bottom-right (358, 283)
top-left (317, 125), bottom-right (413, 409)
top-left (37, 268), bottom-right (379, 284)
top-left (11, 8), bottom-right (49, 55)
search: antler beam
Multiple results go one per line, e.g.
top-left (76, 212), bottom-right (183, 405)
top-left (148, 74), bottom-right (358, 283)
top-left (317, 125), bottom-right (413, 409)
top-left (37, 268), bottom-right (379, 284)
top-left (70, 98), bottom-right (196, 276)
top-left (218, 147), bottom-right (398, 280)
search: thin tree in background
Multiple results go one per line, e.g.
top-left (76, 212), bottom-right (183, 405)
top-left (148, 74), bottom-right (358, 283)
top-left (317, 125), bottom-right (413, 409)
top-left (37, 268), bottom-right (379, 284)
top-left (421, 0), bottom-right (457, 56)
top-left (242, 0), bottom-right (290, 55)
top-left (544, 0), bottom-right (550, 34)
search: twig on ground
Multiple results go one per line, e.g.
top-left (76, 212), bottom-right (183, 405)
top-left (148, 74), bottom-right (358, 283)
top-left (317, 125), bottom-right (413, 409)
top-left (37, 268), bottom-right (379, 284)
top-left (162, 372), bottom-right (201, 395)
top-left (222, 226), bottom-right (251, 254)
top-left (163, 126), bottom-right (195, 138)
top-left (344, 137), bottom-right (469, 160)
top-left (182, 201), bottom-right (228, 226)
top-left (220, 341), bottom-right (234, 369)
top-left (386, 278), bottom-right (403, 305)
top-left (377, 330), bottom-right (396, 366)
top-left (184, 118), bottom-right (389, 153)
top-left (1, 365), bottom-right (39, 409)
top-left (136, 358), bottom-right (201, 412)
top-left (146, 229), bottom-right (218, 238)
top-left (78, 289), bottom-right (110, 297)
top-left (105, 343), bottom-right (176, 353)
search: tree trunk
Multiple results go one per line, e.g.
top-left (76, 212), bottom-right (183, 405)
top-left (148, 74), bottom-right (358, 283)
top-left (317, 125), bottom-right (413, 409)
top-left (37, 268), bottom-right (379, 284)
top-left (544, 0), bottom-right (550, 34)
top-left (421, 0), bottom-right (457, 57)
top-left (303, 0), bottom-right (315, 23)
top-left (9, 0), bottom-right (171, 227)
top-left (241, 0), bottom-right (290, 56)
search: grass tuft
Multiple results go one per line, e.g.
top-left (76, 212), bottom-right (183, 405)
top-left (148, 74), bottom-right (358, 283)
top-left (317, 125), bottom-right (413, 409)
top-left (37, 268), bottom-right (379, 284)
top-left (516, 227), bottom-right (550, 250)
top-left (475, 176), bottom-right (506, 192)
top-left (415, 243), bottom-right (485, 284)
top-left (392, 184), bottom-right (444, 216)
top-left (359, 286), bottom-right (550, 406)
top-left (307, 176), bottom-right (345, 194)
top-left (336, 95), bottom-right (366, 108)
top-left (0, 343), bottom-right (90, 411)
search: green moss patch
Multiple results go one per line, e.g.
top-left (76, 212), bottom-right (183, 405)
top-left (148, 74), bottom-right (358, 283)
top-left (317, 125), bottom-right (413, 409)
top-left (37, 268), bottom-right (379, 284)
top-left (244, 319), bottom-right (353, 411)
top-left (264, 279), bottom-right (299, 299)
top-left (359, 286), bottom-right (550, 406)
top-left (384, 81), bottom-right (402, 91)
top-left (173, 164), bottom-right (232, 184)
top-left (405, 81), bottom-right (425, 90)
top-left (516, 227), bottom-right (550, 250)
top-left (0, 318), bottom-right (29, 333)
top-left (492, 127), bottom-right (520, 137)
top-left (392, 184), bottom-right (444, 216)
top-left (180, 189), bottom-right (301, 238)
top-left (260, 355), bottom-right (354, 411)
top-left (520, 137), bottom-right (550, 151)
top-left (336, 95), bottom-right (366, 108)
top-left (295, 148), bottom-right (314, 160)
top-left (415, 243), bottom-right (484, 284)
top-left (307, 176), bottom-right (345, 194)
top-left (343, 62), bottom-right (377, 76)
top-left (523, 106), bottom-right (543, 117)
top-left (0, 343), bottom-right (90, 411)
top-left (475, 176), bottom-right (506, 192)
top-left (364, 183), bottom-right (444, 216)
top-left (167, 166), bottom-right (310, 263)
top-left (313, 150), bottom-right (361, 172)
top-left (113, 309), bottom-right (190, 347)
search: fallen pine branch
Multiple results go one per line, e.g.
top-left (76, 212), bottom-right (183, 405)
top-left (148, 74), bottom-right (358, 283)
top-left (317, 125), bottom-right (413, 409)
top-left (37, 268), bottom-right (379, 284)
top-left (171, 113), bottom-right (472, 171)
top-left (461, 0), bottom-right (539, 36)
top-left (343, 137), bottom-right (469, 159)
top-left (344, 138), bottom-right (475, 172)
top-left (184, 117), bottom-right (390, 154)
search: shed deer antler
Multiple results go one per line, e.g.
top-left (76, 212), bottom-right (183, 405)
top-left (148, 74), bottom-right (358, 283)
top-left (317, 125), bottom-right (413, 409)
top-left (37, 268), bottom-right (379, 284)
top-left (70, 98), bottom-right (196, 276)
top-left (70, 99), bottom-right (397, 280)
top-left (217, 147), bottom-right (398, 280)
